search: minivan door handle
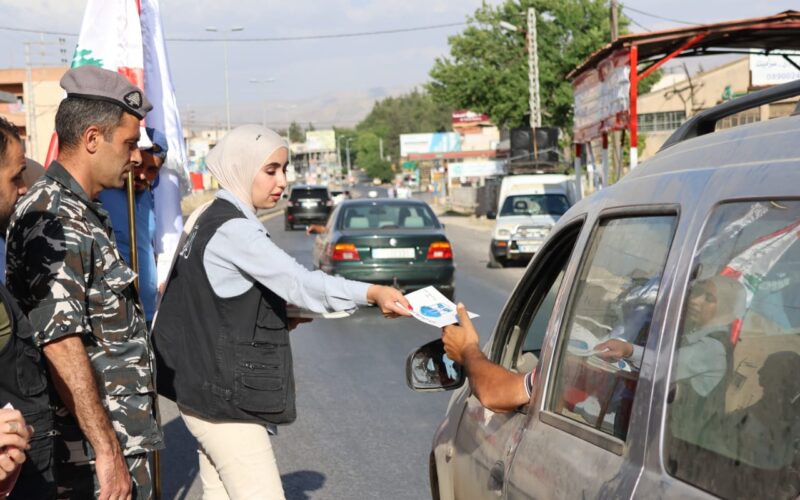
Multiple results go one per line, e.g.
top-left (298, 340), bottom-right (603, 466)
top-left (488, 460), bottom-right (505, 496)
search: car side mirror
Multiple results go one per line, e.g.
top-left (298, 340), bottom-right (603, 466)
top-left (406, 339), bottom-right (464, 392)
top-left (486, 210), bottom-right (497, 220)
top-left (282, 193), bottom-right (288, 199)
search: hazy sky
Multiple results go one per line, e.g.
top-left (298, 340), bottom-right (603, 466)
top-left (0, 1), bottom-right (797, 128)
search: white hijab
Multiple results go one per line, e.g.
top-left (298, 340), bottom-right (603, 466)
top-left (206, 124), bottom-right (288, 209)
top-left (154, 125), bottom-right (287, 315)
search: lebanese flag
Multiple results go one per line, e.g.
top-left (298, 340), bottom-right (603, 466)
top-left (44, 0), bottom-right (144, 167)
top-left (720, 218), bottom-right (800, 306)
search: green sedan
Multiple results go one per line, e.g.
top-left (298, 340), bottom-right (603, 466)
top-left (312, 198), bottom-right (456, 300)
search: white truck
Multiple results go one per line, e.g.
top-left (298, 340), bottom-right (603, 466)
top-left (487, 174), bottom-right (578, 268)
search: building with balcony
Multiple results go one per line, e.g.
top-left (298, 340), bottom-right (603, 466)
top-left (0, 66), bottom-right (68, 163)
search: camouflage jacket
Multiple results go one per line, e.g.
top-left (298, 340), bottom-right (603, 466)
top-left (6, 161), bottom-right (163, 458)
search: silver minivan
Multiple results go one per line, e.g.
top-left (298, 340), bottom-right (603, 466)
top-left (407, 80), bottom-right (800, 499)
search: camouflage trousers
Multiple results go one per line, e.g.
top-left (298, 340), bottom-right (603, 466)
top-left (55, 453), bottom-right (152, 500)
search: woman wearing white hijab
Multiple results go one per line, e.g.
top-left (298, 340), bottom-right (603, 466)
top-left (153, 125), bottom-right (411, 499)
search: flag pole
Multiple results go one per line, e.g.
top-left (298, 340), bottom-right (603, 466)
top-left (126, 169), bottom-right (163, 500)
top-left (126, 171), bottom-right (139, 286)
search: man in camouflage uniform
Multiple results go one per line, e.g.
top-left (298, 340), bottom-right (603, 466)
top-left (6, 66), bottom-right (163, 499)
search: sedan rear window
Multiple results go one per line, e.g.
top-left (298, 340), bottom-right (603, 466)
top-left (340, 203), bottom-right (439, 230)
top-left (290, 188), bottom-right (328, 201)
top-left (665, 200), bottom-right (800, 499)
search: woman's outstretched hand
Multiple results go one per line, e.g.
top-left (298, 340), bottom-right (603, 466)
top-left (367, 285), bottom-right (413, 318)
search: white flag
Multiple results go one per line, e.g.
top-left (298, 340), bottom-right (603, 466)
top-left (140, 0), bottom-right (188, 285)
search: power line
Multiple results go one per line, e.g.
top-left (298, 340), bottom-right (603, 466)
top-left (0, 21), bottom-right (468, 42)
top-left (171, 22), bottom-right (467, 42)
top-left (622, 6), bottom-right (699, 26)
top-left (626, 14), bottom-right (651, 33)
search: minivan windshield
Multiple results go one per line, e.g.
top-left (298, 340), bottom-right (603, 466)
top-left (500, 194), bottom-right (570, 217)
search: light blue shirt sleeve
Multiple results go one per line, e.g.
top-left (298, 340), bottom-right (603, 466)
top-left (203, 217), bottom-right (371, 312)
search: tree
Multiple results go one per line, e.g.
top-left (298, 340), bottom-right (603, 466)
top-left (356, 89), bottom-right (452, 164)
top-left (288, 121), bottom-right (304, 143)
top-left (427, 0), bottom-right (657, 132)
top-left (356, 132), bottom-right (393, 181)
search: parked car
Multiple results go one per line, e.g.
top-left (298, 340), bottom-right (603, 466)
top-left (407, 81), bottom-right (800, 499)
top-left (284, 184), bottom-right (332, 230)
top-left (312, 199), bottom-right (455, 299)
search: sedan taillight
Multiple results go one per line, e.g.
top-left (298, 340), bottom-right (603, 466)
top-left (427, 241), bottom-right (452, 260)
top-left (331, 243), bottom-right (361, 261)
top-left (326, 200), bottom-right (333, 207)
top-left (287, 201), bottom-right (294, 207)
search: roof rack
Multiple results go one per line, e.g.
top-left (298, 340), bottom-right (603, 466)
top-left (660, 78), bottom-right (800, 151)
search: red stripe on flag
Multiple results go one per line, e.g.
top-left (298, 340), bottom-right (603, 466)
top-left (117, 67), bottom-right (145, 92)
top-left (720, 266), bottom-right (742, 279)
top-left (730, 319), bottom-right (743, 346)
top-left (44, 132), bottom-right (59, 169)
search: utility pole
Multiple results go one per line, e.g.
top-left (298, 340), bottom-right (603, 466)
top-left (610, 0), bottom-right (619, 42)
top-left (345, 138), bottom-right (353, 182)
top-left (24, 43), bottom-right (36, 160)
top-left (527, 8), bottom-right (541, 129)
top-left (206, 27), bottom-right (244, 131)
top-left (379, 137), bottom-right (384, 161)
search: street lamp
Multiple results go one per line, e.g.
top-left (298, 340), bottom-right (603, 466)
top-left (206, 26), bottom-right (244, 131)
top-left (345, 138), bottom-right (354, 184)
top-left (248, 78), bottom-right (276, 127)
top-left (498, 9), bottom-right (539, 129)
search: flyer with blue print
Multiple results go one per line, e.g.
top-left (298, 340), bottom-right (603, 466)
top-left (404, 286), bottom-right (479, 328)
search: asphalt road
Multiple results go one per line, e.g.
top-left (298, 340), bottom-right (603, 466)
top-left (158, 195), bottom-right (526, 499)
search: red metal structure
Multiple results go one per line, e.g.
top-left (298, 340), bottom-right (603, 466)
top-left (568, 10), bottom-right (800, 176)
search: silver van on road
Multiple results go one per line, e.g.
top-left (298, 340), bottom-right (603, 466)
top-left (408, 81), bottom-right (800, 499)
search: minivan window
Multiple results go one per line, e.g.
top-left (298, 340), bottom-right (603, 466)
top-left (665, 200), bottom-right (800, 499)
top-left (549, 215), bottom-right (676, 440)
top-left (499, 194), bottom-right (570, 217)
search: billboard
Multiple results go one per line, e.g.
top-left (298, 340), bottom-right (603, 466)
top-left (305, 130), bottom-right (336, 152)
top-left (448, 160), bottom-right (504, 179)
top-left (452, 109), bottom-right (491, 126)
top-left (400, 132), bottom-right (462, 157)
top-left (572, 50), bottom-right (630, 142)
top-left (750, 53), bottom-right (800, 87)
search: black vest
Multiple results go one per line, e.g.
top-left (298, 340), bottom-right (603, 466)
top-left (153, 199), bottom-right (295, 425)
top-left (0, 283), bottom-right (56, 499)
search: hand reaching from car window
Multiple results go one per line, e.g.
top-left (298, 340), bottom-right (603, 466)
top-left (442, 304), bottom-right (481, 364)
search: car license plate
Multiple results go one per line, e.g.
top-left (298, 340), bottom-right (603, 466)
top-left (372, 248), bottom-right (415, 259)
top-left (519, 244), bottom-right (539, 253)
top-left (301, 200), bottom-right (318, 208)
